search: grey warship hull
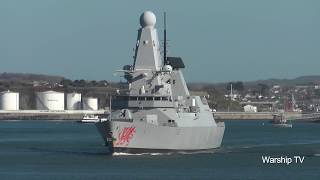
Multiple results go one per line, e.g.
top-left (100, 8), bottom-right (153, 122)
top-left (96, 119), bottom-right (225, 153)
top-left (96, 106), bottom-right (225, 153)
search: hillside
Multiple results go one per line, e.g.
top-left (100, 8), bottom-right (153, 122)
top-left (0, 72), bottom-right (64, 84)
top-left (245, 75), bottom-right (320, 87)
top-left (1, 72), bottom-right (320, 87)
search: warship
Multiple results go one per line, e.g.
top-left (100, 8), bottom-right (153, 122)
top-left (95, 11), bottom-right (225, 153)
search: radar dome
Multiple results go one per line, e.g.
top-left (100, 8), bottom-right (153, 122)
top-left (140, 11), bottom-right (156, 27)
top-left (163, 65), bottom-right (173, 72)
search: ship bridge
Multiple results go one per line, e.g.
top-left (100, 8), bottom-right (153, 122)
top-left (112, 95), bottom-right (174, 108)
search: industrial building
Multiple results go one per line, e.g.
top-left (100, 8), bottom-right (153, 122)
top-left (66, 93), bottom-right (82, 110)
top-left (0, 89), bottom-right (99, 111)
top-left (0, 90), bottom-right (19, 110)
top-left (36, 91), bottom-right (65, 110)
top-left (243, 104), bottom-right (258, 112)
top-left (82, 97), bottom-right (98, 110)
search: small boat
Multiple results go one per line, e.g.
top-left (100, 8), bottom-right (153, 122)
top-left (80, 114), bottom-right (100, 123)
top-left (270, 114), bottom-right (293, 128)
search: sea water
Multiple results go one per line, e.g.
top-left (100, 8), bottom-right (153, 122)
top-left (0, 120), bottom-right (319, 179)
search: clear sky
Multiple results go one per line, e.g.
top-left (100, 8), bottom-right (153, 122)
top-left (1, 0), bottom-right (319, 82)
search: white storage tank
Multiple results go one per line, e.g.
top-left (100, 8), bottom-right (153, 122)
top-left (83, 97), bottom-right (98, 110)
top-left (0, 90), bottom-right (19, 110)
top-left (66, 93), bottom-right (81, 110)
top-left (36, 91), bottom-right (64, 110)
top-left (243, 104), bottom-right (257, 112)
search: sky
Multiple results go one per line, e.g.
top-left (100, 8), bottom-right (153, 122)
top-left (0, 0), bottom-right (319, 82)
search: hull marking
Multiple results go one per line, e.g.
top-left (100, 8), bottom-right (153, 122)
top-left (115, 127), bottom-right (136, 146)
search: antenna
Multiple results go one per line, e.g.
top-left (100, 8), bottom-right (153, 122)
top-left (163, 12), bottom-right (167, 65)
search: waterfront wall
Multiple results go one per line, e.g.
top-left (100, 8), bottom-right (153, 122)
top-left (0, 110), bottom-right (106, 120)
top-left (214, 112), bottom-right (302, 120)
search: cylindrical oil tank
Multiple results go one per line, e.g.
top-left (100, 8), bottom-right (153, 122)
top-left (83, 97), bottom-right (98, 110)
top-left (36, 91), bottom-right (64, 110)
top-left (66, 93), bottom-right (81, 110)
top-left (0, 91), bottom-right (19, 110)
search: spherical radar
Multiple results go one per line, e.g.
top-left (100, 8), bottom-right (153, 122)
top-left (140, 11), bottom-right (156, 27)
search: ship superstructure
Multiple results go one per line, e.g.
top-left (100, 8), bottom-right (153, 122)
top-left (96, 11), bottom-right (225, 153)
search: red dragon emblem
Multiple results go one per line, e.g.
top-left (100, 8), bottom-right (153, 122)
top-left (115, 127), bottom-right (136, 146)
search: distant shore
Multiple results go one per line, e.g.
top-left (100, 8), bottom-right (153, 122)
top-left (1, 110), bottom-right (318, 122)
top-left (0, 110), bottom-right (106, 120)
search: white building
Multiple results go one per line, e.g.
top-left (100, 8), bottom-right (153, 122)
top-left (243, 104), bottom-right (257, 112)
top-left (36, 91), bottom-right (64, 110)
top-left (66, 93), bottom-right (82, 110)
top-left (0, 91), bottom-right (19, 110)
top-left (82, 97), bottom-right (98, 110)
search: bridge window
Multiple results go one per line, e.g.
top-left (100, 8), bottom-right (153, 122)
top-left (130, 96), bottom-right (138, 101)
top-left (127, 96), bottom-right (170, 101)
top-left (161, 97), bottom-right (169, 101)
top-left (116, 96), bottom-right (129, 101)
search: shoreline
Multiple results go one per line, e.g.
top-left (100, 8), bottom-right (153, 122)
top-left (1, 111), bottom-right (317, 122)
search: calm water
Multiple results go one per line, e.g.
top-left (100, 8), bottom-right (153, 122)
top-left (0, 120), bottom-right (319, 180)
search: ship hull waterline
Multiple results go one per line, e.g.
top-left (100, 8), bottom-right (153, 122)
top-left (95, 120), bottom-right (225, 154)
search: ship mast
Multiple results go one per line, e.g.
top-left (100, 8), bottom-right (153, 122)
top-left (163, 12), bottom-right (167, 65)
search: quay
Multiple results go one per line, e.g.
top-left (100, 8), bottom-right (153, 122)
top-left (0, 110), bottom-right (106, 120)
top-left (1, 110), bottom-right (319, 122)
top-left (213, 112), bottom-right (302, 121)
